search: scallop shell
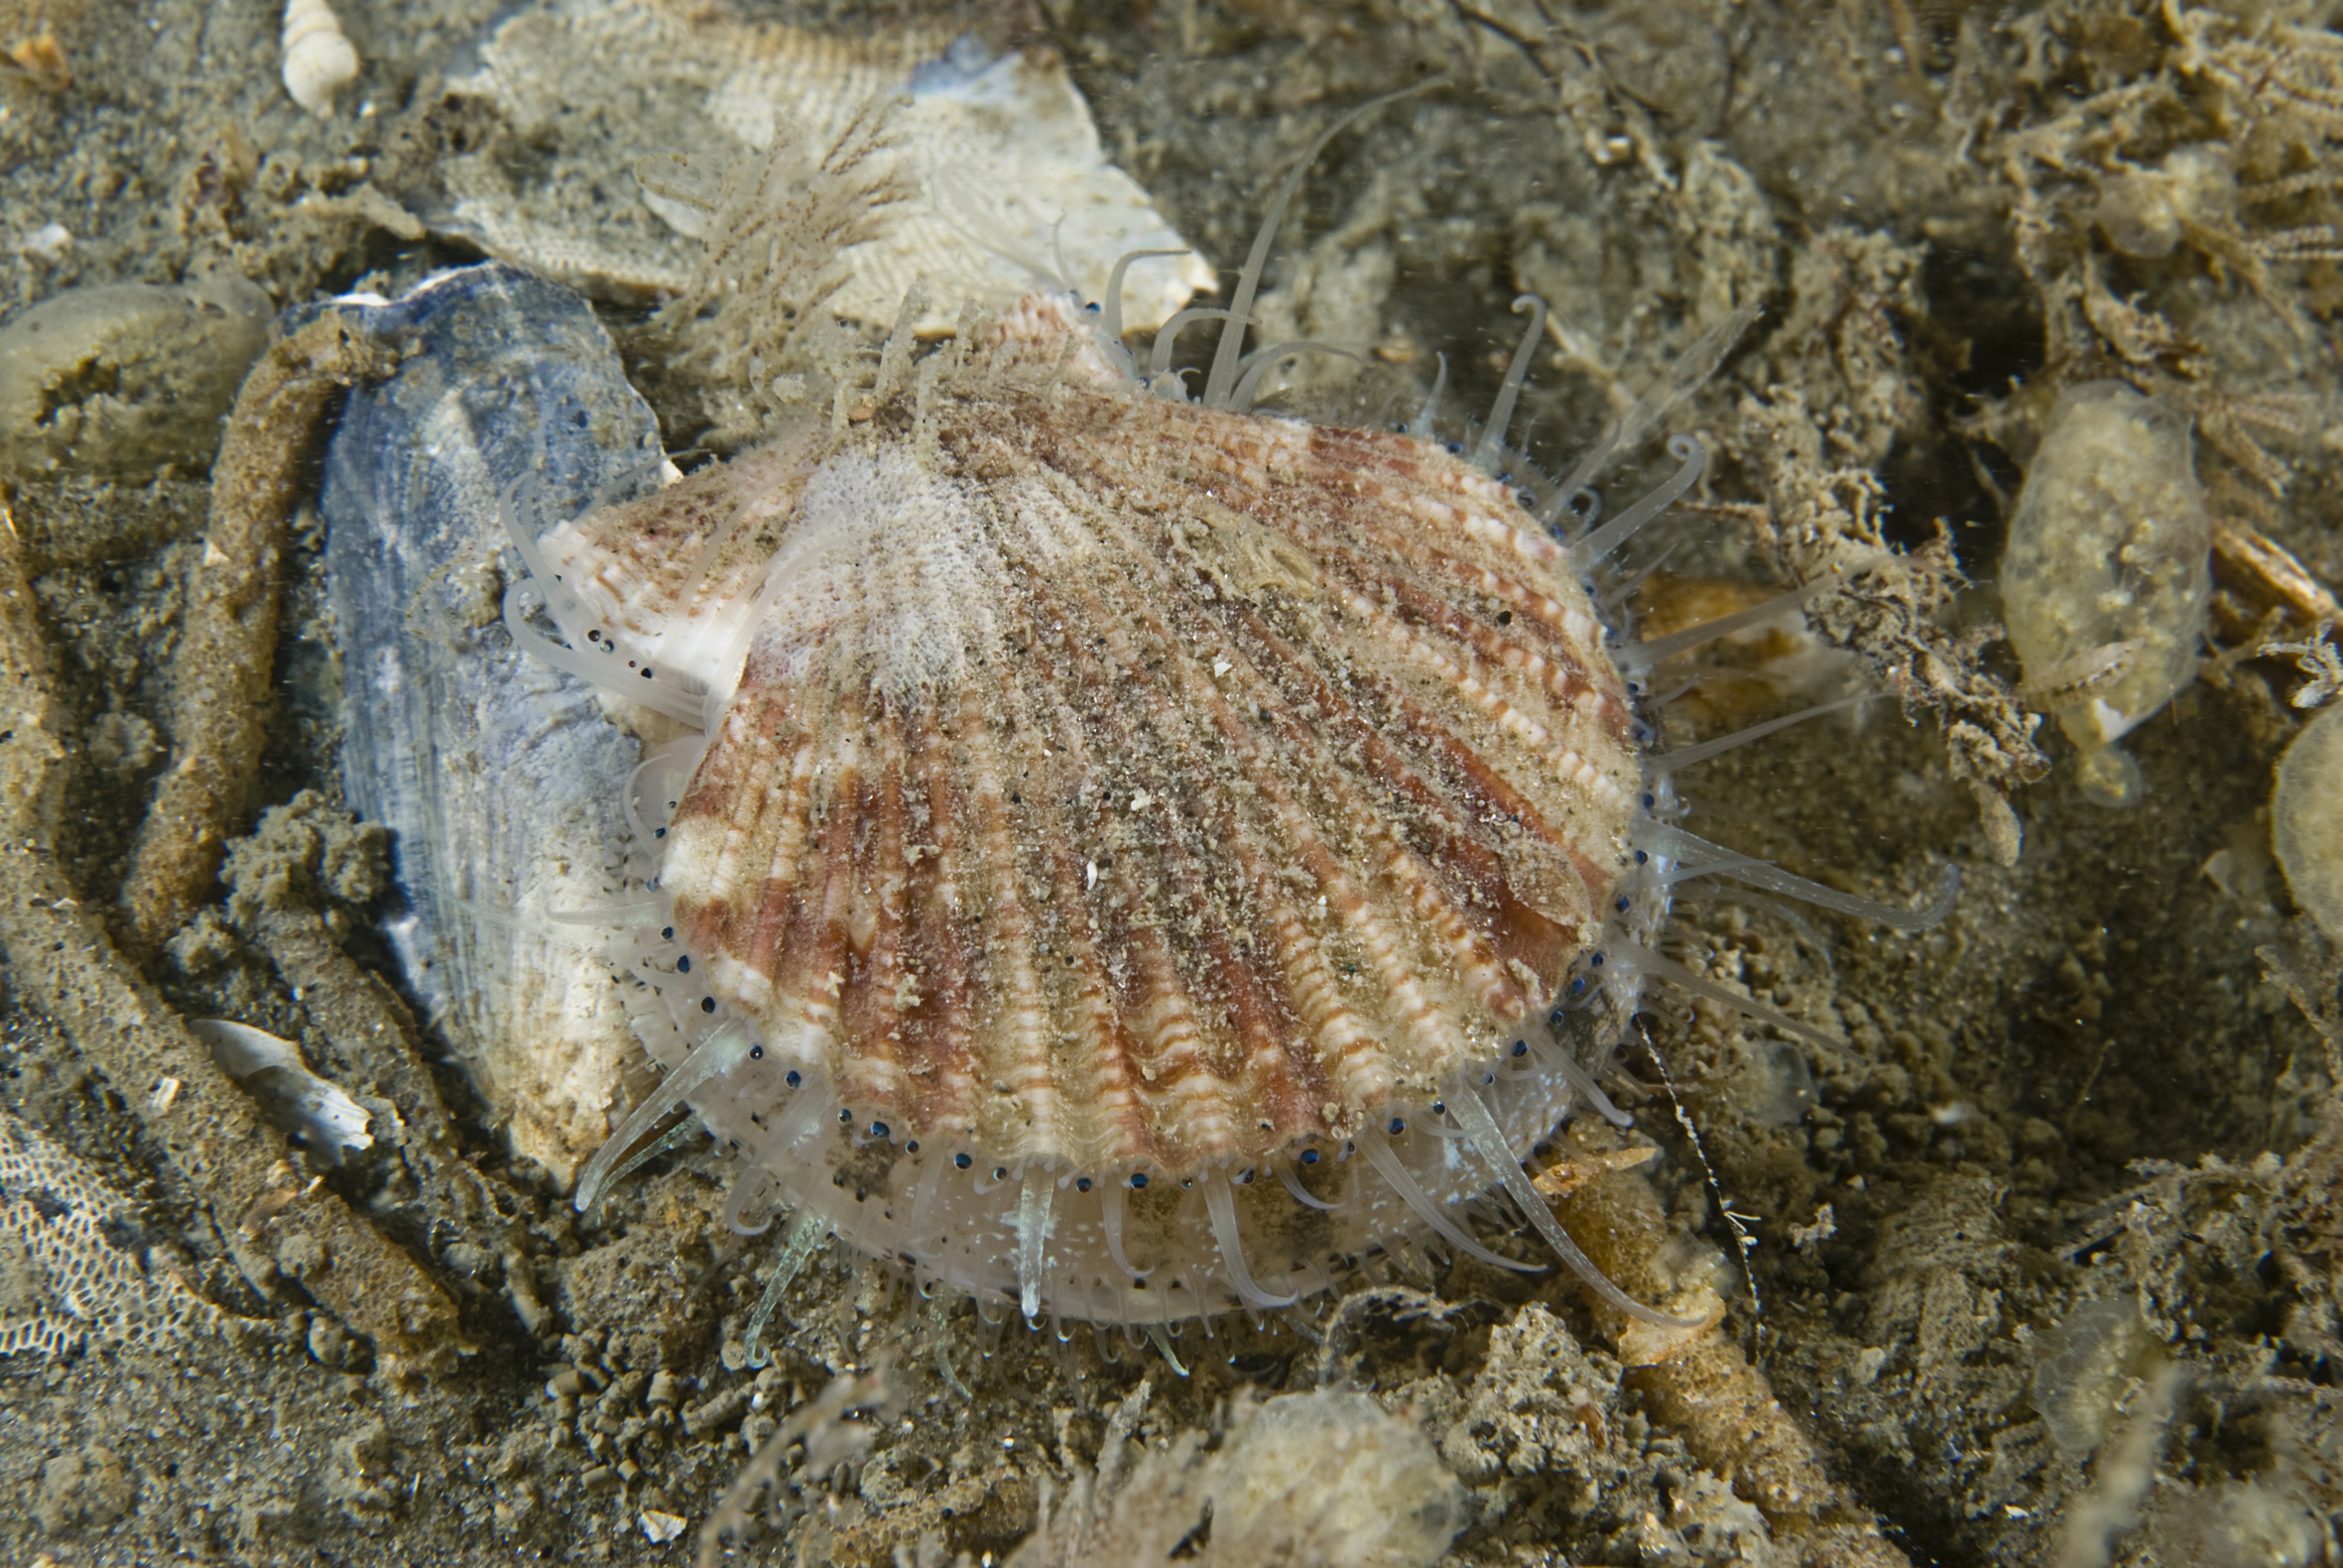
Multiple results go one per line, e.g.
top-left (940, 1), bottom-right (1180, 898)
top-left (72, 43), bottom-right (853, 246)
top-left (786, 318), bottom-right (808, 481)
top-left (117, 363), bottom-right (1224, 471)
top-left (514, 291), bottom-right (1649, 1323)
top-left (318, 264), bottom-right (668, 1183)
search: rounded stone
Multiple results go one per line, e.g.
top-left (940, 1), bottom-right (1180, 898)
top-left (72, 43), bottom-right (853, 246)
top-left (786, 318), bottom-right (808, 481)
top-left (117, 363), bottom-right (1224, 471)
top-left (0, 274), bottom-right (273, 479)
top-left (2274, 703), bottom-right (2343, 943)
top-left (2002, 380), bottom-right (2210, 807)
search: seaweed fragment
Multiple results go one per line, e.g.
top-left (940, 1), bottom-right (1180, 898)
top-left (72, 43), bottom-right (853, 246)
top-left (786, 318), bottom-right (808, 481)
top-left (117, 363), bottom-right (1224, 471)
top-left (115, 309), bottom-right (393, 957)
top-left (1739, 386), bottom-right (2046, 861)
top-left (1535, 1116), bottom-right (1918, 1568)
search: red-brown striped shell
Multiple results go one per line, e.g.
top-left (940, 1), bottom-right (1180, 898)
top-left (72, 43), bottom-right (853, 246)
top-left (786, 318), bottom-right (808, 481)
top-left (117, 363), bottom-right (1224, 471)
top-left (545, 295), bottom-right (1640, 1185)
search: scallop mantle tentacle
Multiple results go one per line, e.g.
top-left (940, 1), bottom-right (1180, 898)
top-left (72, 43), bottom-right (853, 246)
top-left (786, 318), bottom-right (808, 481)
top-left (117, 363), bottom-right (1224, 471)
top-left (507, 105), bottom-right (1957, 1338)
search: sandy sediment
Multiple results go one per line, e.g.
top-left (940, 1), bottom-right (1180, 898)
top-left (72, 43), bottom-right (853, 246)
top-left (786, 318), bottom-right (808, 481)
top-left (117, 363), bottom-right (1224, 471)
top-left (1, 2), bottom-right (2342, 1564)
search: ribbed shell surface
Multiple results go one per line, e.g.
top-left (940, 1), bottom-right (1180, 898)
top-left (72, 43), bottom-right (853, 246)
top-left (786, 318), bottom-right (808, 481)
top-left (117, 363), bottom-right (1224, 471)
top-left (542, 297), bottom-right (1640, 1182)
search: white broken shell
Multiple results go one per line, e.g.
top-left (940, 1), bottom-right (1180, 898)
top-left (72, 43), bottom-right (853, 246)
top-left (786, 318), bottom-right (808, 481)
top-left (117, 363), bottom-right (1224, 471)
top-left (437, 5), bottom-right (1212, 332)
top-left (189, 1020), bottom-right (374, 1165)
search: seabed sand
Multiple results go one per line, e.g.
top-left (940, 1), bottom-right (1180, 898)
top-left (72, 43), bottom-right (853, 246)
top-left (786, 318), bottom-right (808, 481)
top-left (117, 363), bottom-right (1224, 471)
top-left (3, 1), bottom-right (2343, 1564)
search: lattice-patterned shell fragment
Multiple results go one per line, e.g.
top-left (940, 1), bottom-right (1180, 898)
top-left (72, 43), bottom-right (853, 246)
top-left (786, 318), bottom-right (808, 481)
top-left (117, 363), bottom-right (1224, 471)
top-left (0, 1108), bottom-right (224, 1358)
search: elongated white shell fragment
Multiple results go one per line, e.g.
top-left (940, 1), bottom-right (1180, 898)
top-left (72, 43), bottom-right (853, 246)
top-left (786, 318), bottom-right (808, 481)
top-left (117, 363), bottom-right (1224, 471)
top-left (189, 1020), bottom-right (375, 1164)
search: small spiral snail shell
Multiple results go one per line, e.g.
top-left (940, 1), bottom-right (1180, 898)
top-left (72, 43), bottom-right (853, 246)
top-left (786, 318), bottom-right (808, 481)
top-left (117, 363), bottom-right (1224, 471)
top-left (281, 0), bottom-right (359, 118)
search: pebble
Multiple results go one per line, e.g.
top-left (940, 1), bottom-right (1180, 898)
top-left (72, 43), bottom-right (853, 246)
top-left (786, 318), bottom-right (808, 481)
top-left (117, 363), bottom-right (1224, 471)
top-left (0, 274), bottom-right (273, 479)
top-left (2002, 381), bottom-right (2211, 805)
top-left (2274, 704), bottom-right (2343, 942)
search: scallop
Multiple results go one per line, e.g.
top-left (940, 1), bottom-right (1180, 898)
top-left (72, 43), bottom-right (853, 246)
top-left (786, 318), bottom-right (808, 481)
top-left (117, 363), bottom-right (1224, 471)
top-left (512, 284), bottom-right (1652, 1326)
